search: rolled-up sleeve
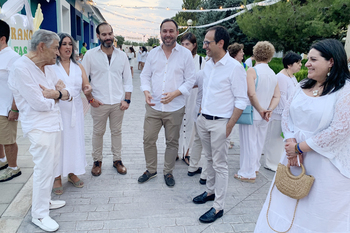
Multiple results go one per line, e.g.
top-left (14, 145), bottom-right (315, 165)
top-left (140, 52), bottom-right (152, 92)
top-left (178, 52), bottom-right (195, 96)
top-left (11, 68), bottom-right (55, 112)
top-left (122, 55), bottom-right (133, 92)
top-left (231, 64), bottom-right (248, 110)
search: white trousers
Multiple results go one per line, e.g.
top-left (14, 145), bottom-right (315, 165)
top-left (28, 130), bottom-right (61, 219)
top-left (263, 120), bottom-right (284, 171)
top-left (196, 115), bottom-right (229, 211)
top-left (188, 122), bottom-right (207, 180)
top-left (238, 120), bottom-right (269, 178)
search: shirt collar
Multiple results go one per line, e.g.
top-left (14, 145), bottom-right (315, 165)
top-left (0, 46), bottom-right (12, 54)
top-left (208, 51), bottom-right (230, 66)
top-left (160, 43), bottom-right (180, 53)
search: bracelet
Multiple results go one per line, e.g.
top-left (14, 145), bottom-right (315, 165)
top-left (11, 109), bottom-right (19, 113)
top-left (88, 98), bottom-right (95, 104)
top-left (57, 90), bottom-right (62, 100)
top-left (294, 144), bottom-right (299, 154)
top-left (297, 143), bottom-right (303, 153)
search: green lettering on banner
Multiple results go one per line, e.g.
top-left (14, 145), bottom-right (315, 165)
top-left (13, 46), bottom-right (28, 56)
top-left (14, 46), bottom-right (19, 53)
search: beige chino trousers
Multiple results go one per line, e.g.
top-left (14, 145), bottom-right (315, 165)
top-left (91, 104), bottom-right (124, 162)
top-left (143, 104), bottom-right (185, 175)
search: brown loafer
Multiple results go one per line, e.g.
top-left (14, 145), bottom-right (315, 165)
top-left (91, 161), bottom-right (102, 176)
top-left (113, 160), bottom-right (127, 175)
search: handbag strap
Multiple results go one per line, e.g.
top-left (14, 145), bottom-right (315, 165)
top-left (266, 183), bottom-right (299, 233)
top-left (253, 67), bottom-right (259, 90)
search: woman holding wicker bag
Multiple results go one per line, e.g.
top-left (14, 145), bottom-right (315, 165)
top-left (254, 39), bottom-right (350, 232)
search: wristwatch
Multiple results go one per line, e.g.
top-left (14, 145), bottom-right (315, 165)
top-left (124, 99), bottom-right (131, 104)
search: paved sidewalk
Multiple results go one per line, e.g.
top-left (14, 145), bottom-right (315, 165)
top-left (3, 69), bottom-right (275, 233)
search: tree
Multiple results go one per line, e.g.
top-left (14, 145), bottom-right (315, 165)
top-left (115, 35), bottom-right (125, 45)
top-left (195, 0), bottom-right (257, 55)
top-left (236, 0), bottom-right (350, 53)
top-left (172, 0), bottom-right (202, 34)
top-left (147, 37), bottom-right (160, 46)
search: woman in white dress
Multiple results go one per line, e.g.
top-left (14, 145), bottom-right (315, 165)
top-left (179, 33), bottom-right (206, 182)
top-left (235, 41), bottom-right (280, 183)
top-left (127, 47), bottom-right (136, 78)
top-left (137, 47), bottom-right (142, 70)
top-left (140, 46), bottom-right (148, 71)
top-left (255, 39), bottom-right (350, 233)
top-left (263, 52), bottom-right (302, 172)
top-left (52, 33), bottom-right (92, 195)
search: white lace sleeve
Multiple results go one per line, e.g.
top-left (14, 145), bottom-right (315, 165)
top-left (281, 84), bottom-right (300, 139)
top-left (306, 83), bottom-right (350, 178)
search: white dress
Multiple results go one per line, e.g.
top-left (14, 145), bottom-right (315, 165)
top-left (54, 61), bottom-right (87, 177)
top-left (238, 63), bottom-right (277, 178)
top-left (263, 73), bottom-right (298, 171)
top-left (178, 54), bottom-right (205, 157)
top-left (255, 82), bottom-right (350, 233)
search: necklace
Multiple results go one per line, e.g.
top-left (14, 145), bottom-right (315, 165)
top-left (286, 69), bottom-right (293, 78)
top-left (312, 90), bottom-right (319, 96)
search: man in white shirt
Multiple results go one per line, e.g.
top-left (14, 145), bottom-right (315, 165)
top-left (139, 19), bottom-right (196, 187)
top-left (8, 29), bottom-right (70, 232)
top-left (192, 26), bottom-right (248, 223)
top-left (0, 20), bottom-right (21, 182)
top-left (82, 22), bottom-right (133, 176)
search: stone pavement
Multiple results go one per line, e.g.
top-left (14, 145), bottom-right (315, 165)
top-left (1, 69), bottom-right (276, 233)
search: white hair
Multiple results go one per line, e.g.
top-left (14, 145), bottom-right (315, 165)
top-left (30, 29), bottom-right (59, 52)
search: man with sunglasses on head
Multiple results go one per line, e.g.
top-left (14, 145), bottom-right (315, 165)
top-left (192, 26), bottom-right (248, 223)
top-left (139, 18), bottom-right (196, 187)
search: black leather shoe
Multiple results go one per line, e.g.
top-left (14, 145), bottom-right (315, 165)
top-left (193, 191), bottom-right (215, 204)
top-left (138, 170), bottom-right (157, 183)
top-left (199, 207), bottom-right (224, 223)
top-left (188, 167), bottom-right (202, 176)
top-left (164, 173), bottom-right (175, 187)
top-left (199, 178), bottom-right (207, 185)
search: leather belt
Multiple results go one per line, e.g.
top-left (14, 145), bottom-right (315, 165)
top-left (202, 114), bottom-right (224, 120)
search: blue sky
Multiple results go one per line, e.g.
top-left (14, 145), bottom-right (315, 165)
top-left (95, 0), bottom-right (184, 42)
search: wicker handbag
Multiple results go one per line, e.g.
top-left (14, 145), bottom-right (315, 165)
top-left (266, 163), bottom-right (315, 233)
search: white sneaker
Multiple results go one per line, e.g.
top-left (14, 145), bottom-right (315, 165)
top-left (49, 200), bottom-right (66, 210)
top-left (32, 216), bottom-right (59, 232)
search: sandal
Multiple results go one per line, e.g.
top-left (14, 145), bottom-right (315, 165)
top-left (52, 177), bottom-right (63, 195)
top-left (182, 156), bottom-right (190, 166)
top-left (234, 174), bottom-right (256, 183)
top-left (68, 174), bottom-right (84, 188)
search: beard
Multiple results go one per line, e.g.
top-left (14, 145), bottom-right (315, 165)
top-left (101, 39), bottom-right (113, 48)
top-left (161, 36), bottom-right (176, 47)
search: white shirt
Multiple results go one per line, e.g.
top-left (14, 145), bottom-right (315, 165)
top-left (0, 47), bottom-right (20, 116)
top-left (8, 56), bottom-right (63, 136)
top-left (272, 72), bottom-right (298, 120)
top-left (245, 57), bottom-right (253, 68)
top-left (140, 43), bottom-right (196, 112)
top-left (200, 52), bottom-right (248, 118)
top-left (82, 46), bottom-right (133, 105)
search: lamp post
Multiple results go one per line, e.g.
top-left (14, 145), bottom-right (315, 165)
top-left (187, 19), bottom-right (193, 32)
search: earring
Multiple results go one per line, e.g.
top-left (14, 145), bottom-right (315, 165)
top-left (327, 67), bottom-right (331, 77)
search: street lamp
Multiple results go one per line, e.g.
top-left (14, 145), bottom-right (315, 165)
top-left (187, 19), bottom-right (193, 32)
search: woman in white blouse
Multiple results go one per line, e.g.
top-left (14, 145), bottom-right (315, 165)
top-left (140, 46), bottom-right (148, 70)
top-left (235, 41), bottom-right (280, 183)
top-left (263, 52), bottom-right (302, 172)
top-left (127, 47), bottom-right (136, 77)
top-left (255, 39), bottom-right (350, 233)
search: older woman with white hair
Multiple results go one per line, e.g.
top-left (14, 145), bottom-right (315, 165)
top-left (8, 29), bottom-right (71, 232)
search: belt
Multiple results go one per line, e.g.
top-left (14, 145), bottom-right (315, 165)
top-left (202, 114), bottom-right (224, 120)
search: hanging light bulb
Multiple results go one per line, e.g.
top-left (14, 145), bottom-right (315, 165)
top-left (219, 6), bottom-right (223, 9)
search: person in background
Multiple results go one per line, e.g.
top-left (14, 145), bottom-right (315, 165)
top-left (235, 41), bottom-right (280, 183)
top-left (81, 42), bottom-right (87, 55)
top-left (180, 32), bottom-right (207, 184)
top-left (140, 46), bottom-right (148, 70)
top-left (255, 39), bottom-right (350, 233)
top-left (51, 33), bottom-right (92, 195)
top-left (263, 52), bottom-right (301, 172)
top-left (127, 47), bottom-right (136, 77)
top-left (137, 47), bottom-right (142, 70)
top-left (0, 20), bottom-right (21, 182)
top-left (245, 55), bottom-right (255, 68)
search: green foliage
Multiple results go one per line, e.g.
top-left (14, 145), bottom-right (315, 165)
top-left (147, 37), bottom-right (160, 46)
top-left (172, 0), bottom-right (202, 35)
top-left (195, 0), bottom-right (258, 55)
top-left (236, 0), bottom-right (350, 53)
top-left (295, 69), bottom-right (308, 82)
top-left (268, 58), bottom-right (308, 81)
top-left (115, 35), bottom-right (125, 45)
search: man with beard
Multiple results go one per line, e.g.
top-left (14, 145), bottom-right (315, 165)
top-left (82, 22), bottom-right (133, 176)
top-left (138, 19), bottom-right (196, 187)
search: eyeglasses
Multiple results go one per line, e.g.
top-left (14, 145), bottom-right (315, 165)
top-left (203, 40), bottom-right (215, 46)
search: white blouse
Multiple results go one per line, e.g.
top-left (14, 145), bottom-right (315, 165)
top-left (282, 81), bottom-right (350, 178)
